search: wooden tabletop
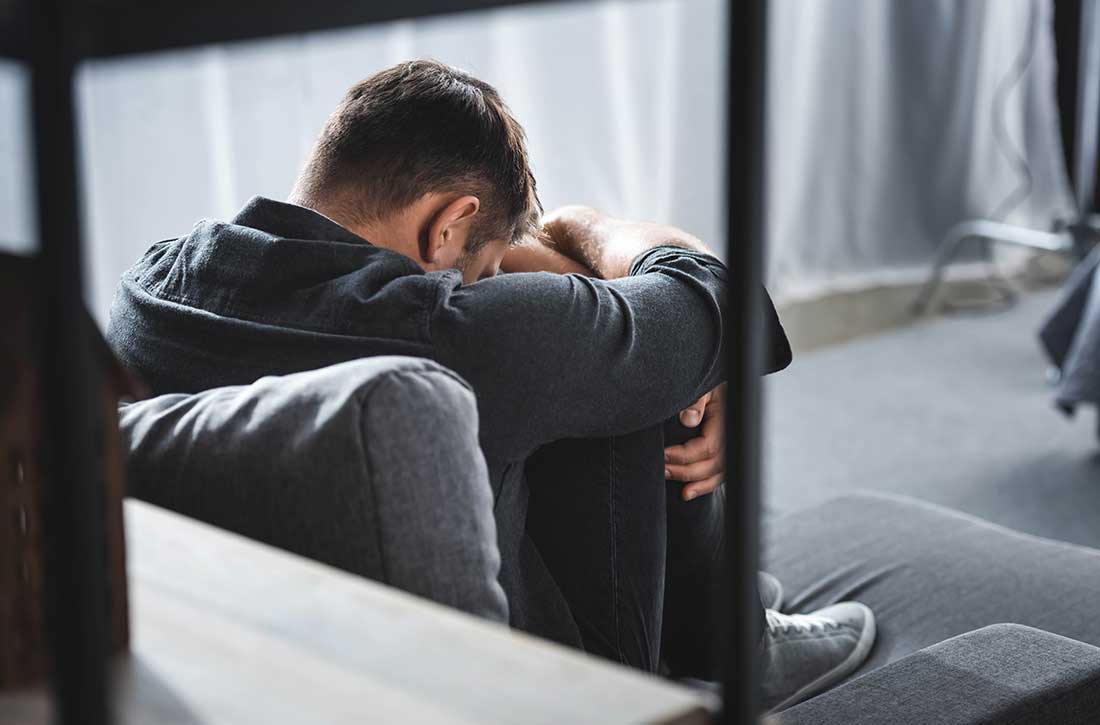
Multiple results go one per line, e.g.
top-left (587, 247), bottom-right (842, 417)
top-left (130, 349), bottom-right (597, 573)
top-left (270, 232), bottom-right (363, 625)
top-left (1, 501), bottom-right (714, 724)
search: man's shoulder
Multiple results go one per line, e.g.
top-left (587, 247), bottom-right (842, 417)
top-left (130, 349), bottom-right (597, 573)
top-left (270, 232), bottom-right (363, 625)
top-left (116, 219), bottom-right (444, 342)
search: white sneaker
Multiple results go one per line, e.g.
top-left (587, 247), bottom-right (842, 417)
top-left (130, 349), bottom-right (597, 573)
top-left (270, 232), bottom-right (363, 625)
top-left (761, 602), bottom-right (876, 712)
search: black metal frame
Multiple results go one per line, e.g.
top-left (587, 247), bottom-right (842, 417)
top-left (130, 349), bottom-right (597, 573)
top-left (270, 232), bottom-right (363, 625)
top-left (1055, 0), bottom-right (1100, 218)
top-left (724, 1), bottom-right (767, 721)
top-left (28, 2), bottom-right (109, 723)
top-left (8, 1), bottom-right (766, 722)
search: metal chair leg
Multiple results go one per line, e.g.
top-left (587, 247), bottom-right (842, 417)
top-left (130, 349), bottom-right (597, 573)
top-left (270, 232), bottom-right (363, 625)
top-left (912, 220), bottom-right (1072, 315)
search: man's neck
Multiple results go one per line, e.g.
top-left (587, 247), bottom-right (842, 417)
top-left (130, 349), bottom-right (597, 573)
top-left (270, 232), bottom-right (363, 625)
top-left (289, 196), bottom-right (416, 261)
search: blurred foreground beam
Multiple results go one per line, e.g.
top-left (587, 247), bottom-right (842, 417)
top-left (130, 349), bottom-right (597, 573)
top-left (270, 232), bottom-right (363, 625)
top-left (723, 0), bottom-right (768, 722)
top-left (28, 1), bottom-right (111, 723)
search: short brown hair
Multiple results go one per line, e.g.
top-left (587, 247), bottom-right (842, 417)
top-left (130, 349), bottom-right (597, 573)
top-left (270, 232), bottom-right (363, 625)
top-left (294, 60), bottom-right (541, 246)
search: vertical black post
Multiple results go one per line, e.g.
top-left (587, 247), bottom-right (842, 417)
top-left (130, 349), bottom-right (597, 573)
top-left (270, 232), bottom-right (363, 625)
top-left (1054, 0), bottom-right (1082, 198)
top-left (28, 1), bottom-right (110, 723)
top-left (723, 0), bottom-right (767, 723)
top-left (1073, 0), bottom-right (1099, 218)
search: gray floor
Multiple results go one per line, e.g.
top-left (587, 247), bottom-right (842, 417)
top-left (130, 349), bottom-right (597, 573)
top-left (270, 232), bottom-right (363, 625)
top-left (765, 289), bottom-right (1100, 549)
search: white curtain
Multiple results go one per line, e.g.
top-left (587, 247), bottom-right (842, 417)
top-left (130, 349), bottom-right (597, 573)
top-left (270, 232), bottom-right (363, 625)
top-left (767, 0), bottom-right (1073, 301)
top-left (0, 0), bottom-right (1072, 324)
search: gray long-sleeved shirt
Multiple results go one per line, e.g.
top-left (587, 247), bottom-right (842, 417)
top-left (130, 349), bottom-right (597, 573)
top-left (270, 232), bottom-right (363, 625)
top-left (107, 196), bottom-right (790, 642)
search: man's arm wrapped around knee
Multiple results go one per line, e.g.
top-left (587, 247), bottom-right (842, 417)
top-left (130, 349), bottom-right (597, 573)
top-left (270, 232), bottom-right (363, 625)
top-left (430, 209), bottom-right (790, 464)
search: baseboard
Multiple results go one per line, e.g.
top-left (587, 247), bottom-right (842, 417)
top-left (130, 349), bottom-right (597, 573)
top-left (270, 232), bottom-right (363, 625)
top-left (776, 255), bottom-right (1071, 354)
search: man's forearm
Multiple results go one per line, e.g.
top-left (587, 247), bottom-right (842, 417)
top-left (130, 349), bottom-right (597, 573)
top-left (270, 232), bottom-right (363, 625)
top-left (500, 238), bottom-right (594, 276)
top-left (542, 206), bottom-right (715, 279)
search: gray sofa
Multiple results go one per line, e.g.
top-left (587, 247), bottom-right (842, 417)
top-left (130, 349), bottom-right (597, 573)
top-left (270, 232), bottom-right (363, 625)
top-left (120, 356), bottom-right (508, 622)
top-left (768, 494), bottom-right (1100, 722)
top-left (120, 357), bottom-right (1100, 723)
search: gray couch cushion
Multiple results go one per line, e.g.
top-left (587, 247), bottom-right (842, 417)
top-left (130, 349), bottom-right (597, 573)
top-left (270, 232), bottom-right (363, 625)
top-left (765, 492), bottom-right (1100, 675)
top-left (774, 624), bottom-right (1100, 724)
top-left (120, 356), bottom-right (508, 622)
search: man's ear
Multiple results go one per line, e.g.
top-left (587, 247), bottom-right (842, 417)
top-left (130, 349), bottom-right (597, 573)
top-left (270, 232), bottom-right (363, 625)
top-left (420, 195), bottom-right (480, 264)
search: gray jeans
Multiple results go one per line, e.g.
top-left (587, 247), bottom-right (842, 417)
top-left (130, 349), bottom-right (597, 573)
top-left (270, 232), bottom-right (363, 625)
top-left (525, 419), bottom-right (735, 677)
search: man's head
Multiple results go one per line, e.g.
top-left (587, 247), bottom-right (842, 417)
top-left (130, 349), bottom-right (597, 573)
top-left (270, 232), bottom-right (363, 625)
top-left (290, 60), bottom-right (540, 283)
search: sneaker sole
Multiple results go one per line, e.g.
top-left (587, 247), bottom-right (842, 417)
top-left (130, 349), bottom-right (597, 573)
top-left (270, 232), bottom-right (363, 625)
top-left (766, 602), bottom-right (876, 714)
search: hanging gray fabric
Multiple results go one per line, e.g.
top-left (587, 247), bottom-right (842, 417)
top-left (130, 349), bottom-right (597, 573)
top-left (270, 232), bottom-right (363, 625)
top-left (1040, 246), bottom-right (1100, 440)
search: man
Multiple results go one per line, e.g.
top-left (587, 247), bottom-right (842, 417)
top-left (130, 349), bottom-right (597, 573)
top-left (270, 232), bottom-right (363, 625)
top-left (107, 60), bottom-right (874, 710)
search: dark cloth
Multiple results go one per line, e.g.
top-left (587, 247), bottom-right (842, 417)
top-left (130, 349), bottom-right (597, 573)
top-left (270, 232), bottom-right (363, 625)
top-left (1040, 246), bottom-right (1100, 440)
top-left (107, 196), bottom-right (790, 646)
top-left (526, 427), bottom-right (671, 670)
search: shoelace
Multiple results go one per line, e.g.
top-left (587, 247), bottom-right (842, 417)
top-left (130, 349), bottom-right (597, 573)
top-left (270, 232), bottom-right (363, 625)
top-left (765, 609), bottom-right (839, 635)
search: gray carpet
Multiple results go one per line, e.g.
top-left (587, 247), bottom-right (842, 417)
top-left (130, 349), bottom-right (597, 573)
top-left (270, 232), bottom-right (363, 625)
top-left (765, 289), bottom-right (1100, 549)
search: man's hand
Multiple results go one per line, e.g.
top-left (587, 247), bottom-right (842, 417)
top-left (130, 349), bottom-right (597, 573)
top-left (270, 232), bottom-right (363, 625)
top-left (664, 384), bottom-right (725, 501)
top-left (540, 206), bottom-right (714, 280)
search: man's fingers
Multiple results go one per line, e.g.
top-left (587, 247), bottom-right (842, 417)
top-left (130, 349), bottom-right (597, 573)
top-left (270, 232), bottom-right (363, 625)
top-left (683, 474), bottom-right (724, 501)
top-left (665, 414), bottom-right (724, 464)
top-left (678, 392), bottom-right (710, 428)
top-left (664, 435), bottom-right (716, 465)
top-left (665, 456), bottom-right (723, 482)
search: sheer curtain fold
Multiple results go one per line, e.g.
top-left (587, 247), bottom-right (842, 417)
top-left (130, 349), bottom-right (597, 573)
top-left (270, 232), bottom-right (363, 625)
top-left (767, 0), bottom-right (1072, 301)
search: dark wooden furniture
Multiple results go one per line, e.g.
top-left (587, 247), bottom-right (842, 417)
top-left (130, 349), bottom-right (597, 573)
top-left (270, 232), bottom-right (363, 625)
top-left (0, 254), bottom-right (133, 690)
